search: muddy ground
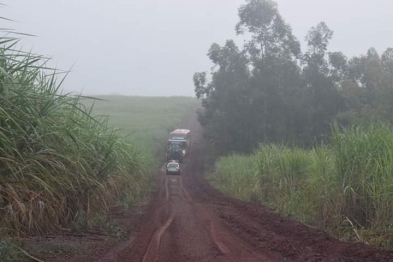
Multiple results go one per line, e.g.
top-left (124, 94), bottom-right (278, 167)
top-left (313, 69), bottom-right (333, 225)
top-left (25, 114), bottom-right (393, 262)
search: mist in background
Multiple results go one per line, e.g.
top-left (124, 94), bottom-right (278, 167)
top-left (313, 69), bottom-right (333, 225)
top-left (2, 0), bottom-right (393, 96)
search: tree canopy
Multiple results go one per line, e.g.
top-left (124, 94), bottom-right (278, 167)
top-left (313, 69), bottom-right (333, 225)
top-left (194, 0), bottom-right (393, 154)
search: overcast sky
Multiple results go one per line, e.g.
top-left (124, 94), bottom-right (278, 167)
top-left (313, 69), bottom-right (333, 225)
top-left (2, 0), bottom-right (393, 96)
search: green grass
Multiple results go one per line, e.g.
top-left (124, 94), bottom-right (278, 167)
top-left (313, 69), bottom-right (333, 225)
top-left (0, 36), bottom-right (152, 236)
top-left (209, 124), bottom-right (393, 250)
top-left (0, 35), bottom-right (198, 261)
top-left (82, 95), bottom-right (199, 166)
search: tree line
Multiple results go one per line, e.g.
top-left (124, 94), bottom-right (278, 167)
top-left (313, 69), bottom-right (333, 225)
top-left (193, 0), bottom-right (393, 155)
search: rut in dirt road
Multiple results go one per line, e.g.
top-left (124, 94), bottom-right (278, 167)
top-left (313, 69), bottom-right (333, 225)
top-left (117, 116), bottom-right (272, 262)
top-left (109, 114), bottom-right (393, 262)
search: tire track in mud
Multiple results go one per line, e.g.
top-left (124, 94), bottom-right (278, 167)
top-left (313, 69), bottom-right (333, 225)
top-left (141, 169), bottom-right (180, 262)
top-left (142, 175), bottom-right (184, 262)
top-left (143, 173), bottom-right (268, 262)
top-left (142, 202), bottom-right (175, 262)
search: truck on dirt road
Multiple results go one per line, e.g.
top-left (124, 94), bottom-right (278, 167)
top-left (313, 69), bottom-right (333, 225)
top-left (166, 129), bottom-right (191, 163)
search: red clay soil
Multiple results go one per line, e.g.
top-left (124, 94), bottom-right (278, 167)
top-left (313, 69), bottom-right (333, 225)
top-left (54, 114), bottom-right (393, 262)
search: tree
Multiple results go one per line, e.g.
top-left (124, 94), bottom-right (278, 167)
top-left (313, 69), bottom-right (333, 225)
top-left (329, 51), bottom-right (349, 84)
top-left (301, 22), bottom-right (343, 142)
top-left (236, 0), bottom-right (303, 145)
top-left (236, 0), bottom-right (300, 61)
top-left (382, 48), bottom-right (393, 88)
top-left (194, 40), bottom-right (250, 153)
top-left (303, 22), bottom-right (333, 74)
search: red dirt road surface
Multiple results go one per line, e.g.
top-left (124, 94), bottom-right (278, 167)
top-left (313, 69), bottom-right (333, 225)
top-left (97, 115), bottom-right (393, 262)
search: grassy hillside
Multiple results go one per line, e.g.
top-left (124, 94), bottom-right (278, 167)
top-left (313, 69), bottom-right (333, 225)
top-left (82, 96), bottom-right (199, 165)
top-left (209, 124), bottom-right (393, 250)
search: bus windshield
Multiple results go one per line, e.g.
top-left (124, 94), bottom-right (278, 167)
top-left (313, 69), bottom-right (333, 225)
top-left (169, 143), bottom-right (181, 150)
top-left (170, 135), bottom-right (185, 140)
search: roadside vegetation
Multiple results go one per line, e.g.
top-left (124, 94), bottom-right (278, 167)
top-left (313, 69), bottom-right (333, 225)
top-left (0, 34), bottom-right (198, 260)
top-left (0, 34), bottom-right (149, 239)
top-left (210, 124), bottom-right (393, 249)
top-left (195, 0), bottom-right (393, 250)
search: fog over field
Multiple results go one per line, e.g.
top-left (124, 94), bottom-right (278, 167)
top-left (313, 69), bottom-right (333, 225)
top-left (2, 0), bottom-right (393, 96)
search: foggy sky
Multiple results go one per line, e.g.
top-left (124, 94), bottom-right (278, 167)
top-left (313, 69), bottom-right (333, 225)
top-left (2, 0), bottom-right (393, 96)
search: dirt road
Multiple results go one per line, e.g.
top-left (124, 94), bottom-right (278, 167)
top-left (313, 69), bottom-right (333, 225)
top-left (97, 115), bottom-right (393, 262)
